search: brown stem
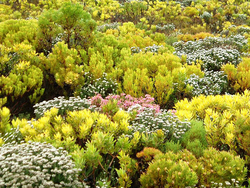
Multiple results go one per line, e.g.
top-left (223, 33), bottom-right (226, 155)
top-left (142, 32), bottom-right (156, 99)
top-left (98, 161), bottom-right (108, 174)
top-left (109, 154), bottom-right (117, 167)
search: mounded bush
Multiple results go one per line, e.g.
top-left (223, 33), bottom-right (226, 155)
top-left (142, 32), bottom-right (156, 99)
top-left (0, 142), bottom-right (83, 187)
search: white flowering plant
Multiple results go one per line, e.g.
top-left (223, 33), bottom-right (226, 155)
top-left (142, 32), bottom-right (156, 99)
top-left (129, 107), bottom-right (191, 140)
top-left (79, 72), bottom-right (118, 99)
top-left (155, 24), bottom-right (175, 34)
top-left (0, 142), bottom-right (84, 188)
top-left (0, 127), bottom-right (23, 145)
top-left (185, 70), bottom-right (229, 96)
top-left (174, 35), bottom-right (248, 54)
top-left (185, 48), bottom-right (241, 71)
top-left (97, 22), bottom-right (120, 32)
top-left (33, 96), bottom-right (91, 118)
top-left (131, 44), bottom-right (164, 54)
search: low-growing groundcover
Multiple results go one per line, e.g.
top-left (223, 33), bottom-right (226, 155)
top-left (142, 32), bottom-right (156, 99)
top-left (1, 0), bottom-right (250, 187)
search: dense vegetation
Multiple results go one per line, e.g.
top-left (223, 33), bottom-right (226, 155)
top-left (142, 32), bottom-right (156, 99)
top-left (1, 0), bottom-right (250, 187)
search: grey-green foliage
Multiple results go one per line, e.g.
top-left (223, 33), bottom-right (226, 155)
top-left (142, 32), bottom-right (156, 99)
top-left (33, 96), bottom-right (91, 118)
top-left (185, 71), bottom-right (229, 96)
top-left (200, 11), bottom-right (211, 24)
top-left (174, 35), bottom-right (247, 71)
top-left (174, 35), bottom-right (248, 54)
top-left (209, 179), bottom-right (241, 188)
top-left (174, 35), bottom-right (249, 71)
top-left (236, 26), bottom-right (250, 35)
top-left (0, 128), bottom-right (23, 145)
top-left (0, 142), bottom-right (83, 188)
top-left (130, 108), bottom-right (191, 140)
top-left (156, 24), bottom-right (175, 34)
top-left (131, 44), bottom-right (164, 54)
top-left (80, 72), bottom-right (118, 99)
top-left (185, 48), bottom-right (241, 71)
top-left (97, 22), bottom-right (120, 32)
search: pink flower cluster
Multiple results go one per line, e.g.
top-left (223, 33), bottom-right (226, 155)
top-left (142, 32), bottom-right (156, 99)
top-left (90, 93), bottom-right (160, 113)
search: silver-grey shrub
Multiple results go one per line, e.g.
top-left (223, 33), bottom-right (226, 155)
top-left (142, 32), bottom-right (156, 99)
top-left (173, 35), bottom-right (247, 71)
top-left (129, 107), bottom-right (191, 140)
top-left (156, 24), bottom-right (175, 34)
top-left (0, 142), bottom-right (83, 188)
top-left (79, 72), bottom-right (118, 99)
top-left (97, 22), bottom-right (120, 32)
top-left (173, 35), bottom-right (248, 54)
top-left (131, 44), bottom-right (164, 54)
top-left (0, 128), bottom-right (23, 145)
top-left (185, 71), bottom-right (228, 96)
top-left (184, 48), bottom-right (241, 71)
top-left (33, 96), bottom-right (91, 118)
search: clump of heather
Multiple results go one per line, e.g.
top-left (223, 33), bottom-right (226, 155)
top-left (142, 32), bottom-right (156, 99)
top-left (0, 142), bottom-right (84, 188)
top-left (90, 93), bottom-right (160, 114)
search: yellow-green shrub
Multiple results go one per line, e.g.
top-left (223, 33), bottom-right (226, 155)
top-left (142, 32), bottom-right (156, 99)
top-left (175, 91), bottom-right (250, 158)
top-left (123, 68), bottom-right (154, 98)
top-left (0, 107), bottom-right (11, 135)
top-left (117, 22), bottom-right (164, 48)
top-left (84, 34), bottom-right (129, 80)
top-left (86, 48), bottom-right (107, 80)
top-left (118, 51), bottom-right (181, 78)
top-left (223, 58), bottom-right (250, 93)
top-left (177, 34), bottom-right (195, 42)
top-left (145, 1), bottom-right (182, 25)
top-left (42, 41), bottom-right (84, 91)
top-left (0, 19), bottom-right (38, 47)
top-left (0, 97), bottom-right (7, 108)
top-left (13, 108), bottom-right (130, 150)
top-left (234, 109), bottom-right (250, 162)
top-left (178, 32), bottom-right (213, 41)
top-left (204, 109), bottom-right (236, 151)
top-left (119, 52), bottom-right (202, 107)
top-left (119, 0), bottom-right (147, 23)
top-left (139, 150), bottom-right (199, 188)
top-left (0, 43), bottom-right (39, 76)
top-left (87, 0), bottom-right (121, 22)
top-left (0, 61), bottom-right (44, 112)
top-left (199, 147), bottom-right (247, 187)
top-left (154, 72), bottom-right (174, 108)
top-left (10, 107), bottom-right (137, 186)
top-left (1, 0), bottom-right (79, 18)
top-left (175, 91), bottom-right (250, 121)
top-left (0, 4), bottom-right (15, 22)
top-left (116, 150), bottom-right (137, 188)
top-left (184, 63), bottom-right (204, 78)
